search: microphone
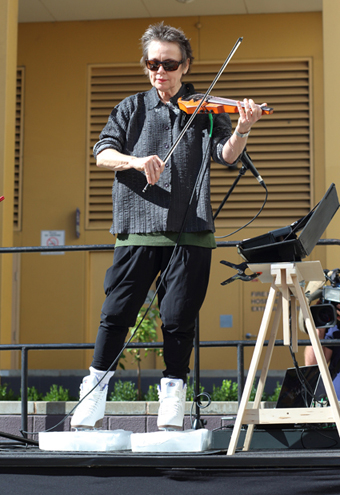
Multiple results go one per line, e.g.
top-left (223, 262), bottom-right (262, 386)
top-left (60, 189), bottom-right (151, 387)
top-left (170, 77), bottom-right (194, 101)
top-left (240, 150), bottom-right (265, 188)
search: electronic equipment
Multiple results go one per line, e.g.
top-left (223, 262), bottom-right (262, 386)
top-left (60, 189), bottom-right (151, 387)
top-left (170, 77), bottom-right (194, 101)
top-left (238, 183), bottom-right (339, 263)
top-left (275, 365), bottom-right (321, 409)
top-left (310, 269), bottom-right (340, 328)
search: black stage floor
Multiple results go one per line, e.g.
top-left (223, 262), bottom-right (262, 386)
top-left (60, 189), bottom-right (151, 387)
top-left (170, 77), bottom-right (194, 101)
top-left (1, 441), bottom-right (340, 468)
top-left (1, 432), bottom-right (340, 495)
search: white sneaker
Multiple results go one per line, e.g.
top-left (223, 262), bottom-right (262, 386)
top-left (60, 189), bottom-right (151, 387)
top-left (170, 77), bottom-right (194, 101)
top-left (157, 378), bottom-right (187, 430)
top-left (71, 375), bottom-right (108, 429)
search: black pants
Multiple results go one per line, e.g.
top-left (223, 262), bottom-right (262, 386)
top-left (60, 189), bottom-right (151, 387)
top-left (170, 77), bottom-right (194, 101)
top-left (91, 245), bottom-right (212, 381)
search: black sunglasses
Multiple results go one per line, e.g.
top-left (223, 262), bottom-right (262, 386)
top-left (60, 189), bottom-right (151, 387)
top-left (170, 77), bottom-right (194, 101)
top-left (145, 59), bottom-right (184, 72)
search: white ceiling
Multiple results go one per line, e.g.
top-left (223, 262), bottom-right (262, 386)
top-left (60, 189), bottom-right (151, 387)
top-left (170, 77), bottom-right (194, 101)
top-left (18, 0), bottom-right (323, 23)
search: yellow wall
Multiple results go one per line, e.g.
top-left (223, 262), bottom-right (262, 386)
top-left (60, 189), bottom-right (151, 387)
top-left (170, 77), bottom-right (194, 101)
top-left (0, 0), bottom-right (18, 369)
top-left (14, 12), bottom-right (330, 372)
top-left (323, 0), bottom-right (340, 270)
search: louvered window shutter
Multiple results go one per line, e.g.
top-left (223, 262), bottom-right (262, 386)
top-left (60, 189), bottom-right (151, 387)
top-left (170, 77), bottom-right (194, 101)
top-left (86, 60), bottom-right (311, 230)
top-left (14, 67), bottom-right (25, 231)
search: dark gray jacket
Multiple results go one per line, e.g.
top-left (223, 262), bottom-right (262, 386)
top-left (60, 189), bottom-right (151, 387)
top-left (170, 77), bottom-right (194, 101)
top-left (93, 84), bottom-right (236, 234)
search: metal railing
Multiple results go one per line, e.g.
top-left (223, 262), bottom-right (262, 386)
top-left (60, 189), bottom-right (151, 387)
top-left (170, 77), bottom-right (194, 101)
top-left (0, 237), bottom-right (339, 254)
top-left (1, 338), bottom-right (340, 437)
top-left (0, 238), bottom-right (339, 437)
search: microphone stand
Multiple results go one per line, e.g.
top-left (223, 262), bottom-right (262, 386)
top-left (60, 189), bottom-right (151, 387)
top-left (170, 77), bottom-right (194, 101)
top-left (213, 163), bottom-right (248, 221)
top-left (192, 158), bottom-right (255, 429)
top-left (192, 315), bottom-right (206, 430)
top-left (213, 150), bottom-right (267, 221)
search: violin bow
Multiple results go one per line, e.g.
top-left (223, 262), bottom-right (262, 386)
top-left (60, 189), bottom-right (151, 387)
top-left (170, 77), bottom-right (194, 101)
top-left (142, 37), bottom-right (243, 193)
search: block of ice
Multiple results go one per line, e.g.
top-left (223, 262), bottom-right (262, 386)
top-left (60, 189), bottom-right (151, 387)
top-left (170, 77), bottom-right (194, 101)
top-left (131, 429), bottom-right (212, 453)
top-left (39, 429), bottom-right (132, 452)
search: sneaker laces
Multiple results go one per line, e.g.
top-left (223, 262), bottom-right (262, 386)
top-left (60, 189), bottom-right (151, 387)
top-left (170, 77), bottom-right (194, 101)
top-left (85, 389), bottom-right (107, 415)
top-left (159, 396), bottom-right (182, 414)
top-left (158, 384), bottom-right (186, 412)
top-left (79, 377), bottom-right (107, 402)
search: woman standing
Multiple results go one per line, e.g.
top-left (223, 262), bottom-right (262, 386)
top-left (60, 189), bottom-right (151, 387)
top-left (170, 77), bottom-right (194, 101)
top-left (71, 22), bottom-right (264, 431)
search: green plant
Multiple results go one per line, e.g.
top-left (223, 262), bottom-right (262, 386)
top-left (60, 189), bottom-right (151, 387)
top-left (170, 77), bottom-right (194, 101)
top-left (186, 380), bottom-right (205, 402)
top-left (209, 379), bottom-right (277, 402)
top-left (26, 386), bottom-right (43, 401)
top-left (264, 381), bottom-right (282, 402)
top-left (0, 380), bottom-right (282, 403)
top-left (124, 304), bottom-right (162, 400)
top-left (144, 383), bottom-right (159, 401)
top-left (0, 383), bottom-right (17, 401)
top-left (109, 380), bottom-right (138, 401)
top-left (210, 379), bottom-right (238, 401)
top-left (43, 384), bottom-right (73, 401)
top-left (249, 380), bottom-right (258, 401)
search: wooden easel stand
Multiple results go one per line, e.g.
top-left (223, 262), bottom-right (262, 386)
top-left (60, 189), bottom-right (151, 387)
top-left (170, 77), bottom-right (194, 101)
top-left (227, 261), bottom-right (340, 455)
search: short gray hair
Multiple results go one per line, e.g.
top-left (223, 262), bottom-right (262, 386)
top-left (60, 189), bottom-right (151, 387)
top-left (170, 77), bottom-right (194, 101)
top-left (140, 22), bottom-right (194, 74)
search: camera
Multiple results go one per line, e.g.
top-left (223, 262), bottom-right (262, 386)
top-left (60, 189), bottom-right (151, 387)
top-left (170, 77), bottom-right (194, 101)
top-left (310, 269), bottom-right (340, 328)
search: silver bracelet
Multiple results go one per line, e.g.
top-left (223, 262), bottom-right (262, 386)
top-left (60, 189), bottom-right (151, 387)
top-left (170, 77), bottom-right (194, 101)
top-left (235, 129), bottom-right (250, 138)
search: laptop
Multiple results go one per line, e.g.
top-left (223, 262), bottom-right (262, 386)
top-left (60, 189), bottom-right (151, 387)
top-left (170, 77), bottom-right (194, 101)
top-left (275, 365), bottom-right (321, 409)
top-left (256, 365), bottom-right (321, 430)
top-left (238, 183), bottom-right (339, 263)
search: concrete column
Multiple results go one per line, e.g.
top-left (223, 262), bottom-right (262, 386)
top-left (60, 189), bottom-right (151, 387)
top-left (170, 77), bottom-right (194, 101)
top-left (0, 0), bottom-right (18, 367)
top-left (322, 0), bottom-right (340, 268)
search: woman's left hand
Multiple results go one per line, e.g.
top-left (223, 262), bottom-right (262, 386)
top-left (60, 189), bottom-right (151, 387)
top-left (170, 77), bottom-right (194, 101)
top-left (236, 98), bottom-right (266, 134)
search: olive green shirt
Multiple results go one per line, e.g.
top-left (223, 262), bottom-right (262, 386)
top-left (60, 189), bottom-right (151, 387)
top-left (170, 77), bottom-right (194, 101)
top-left (115, 231), bottom-right (216, 248)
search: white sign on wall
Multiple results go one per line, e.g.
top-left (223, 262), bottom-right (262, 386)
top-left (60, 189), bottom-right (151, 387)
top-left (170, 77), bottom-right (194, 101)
top-left (41, 230), bottom-right (65, 255)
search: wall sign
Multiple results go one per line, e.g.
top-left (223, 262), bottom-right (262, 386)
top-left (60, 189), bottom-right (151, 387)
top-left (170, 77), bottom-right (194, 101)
top-left (41, 230), bottom-right (65, 255)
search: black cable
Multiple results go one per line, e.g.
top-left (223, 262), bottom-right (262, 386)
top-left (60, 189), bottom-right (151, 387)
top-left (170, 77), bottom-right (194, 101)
top-left (282, 202), bottom-right (318, 242)
top-left (190, 392), bottom-right (212, 429)
top-left (24, 119), bottom-right (271, 436)
top-left (215, 182), bottom-right (268, 239)
top-left (21, 115), bottom-right (215, 436)
top-left (23, 123), bottom-right (268, 436)
top-left (300, 424), bottom-right (339, 450)
top-left (289, 346), bottom-right (317, 407)
top-left (21, 150), bottom-right (268, 436)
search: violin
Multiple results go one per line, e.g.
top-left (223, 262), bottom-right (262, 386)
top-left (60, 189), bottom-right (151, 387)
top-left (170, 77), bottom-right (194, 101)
top-left (178, 93), bottom-right (273, 115)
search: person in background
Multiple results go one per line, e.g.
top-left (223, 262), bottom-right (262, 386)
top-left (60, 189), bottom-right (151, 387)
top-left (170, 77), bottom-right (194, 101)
top-left (305, 304), bottom-right (340, 399)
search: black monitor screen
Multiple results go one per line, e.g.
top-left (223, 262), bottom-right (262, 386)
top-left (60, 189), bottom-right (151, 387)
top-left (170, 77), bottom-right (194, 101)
top-left (276, 365), bottom-right (320, 409)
